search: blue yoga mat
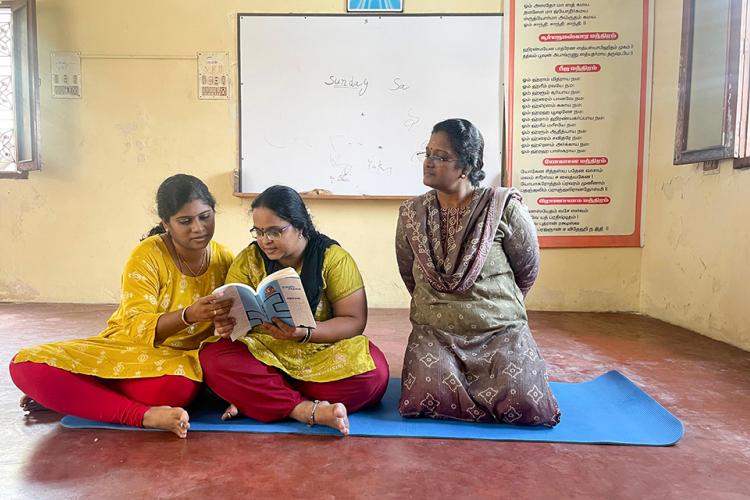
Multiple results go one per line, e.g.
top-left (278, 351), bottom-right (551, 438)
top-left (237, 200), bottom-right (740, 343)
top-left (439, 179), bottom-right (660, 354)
top-left (60, 370), bottom-right (684, 446)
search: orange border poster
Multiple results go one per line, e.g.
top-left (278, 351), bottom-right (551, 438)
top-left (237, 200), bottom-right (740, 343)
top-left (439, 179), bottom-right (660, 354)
top-left (506, 0), bottom-right (652, 248)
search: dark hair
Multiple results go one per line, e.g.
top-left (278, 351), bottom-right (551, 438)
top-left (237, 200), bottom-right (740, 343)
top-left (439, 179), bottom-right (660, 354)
top-left (432, 118), bottom-right (486, 187)
top-left (145, 174), bottom-right (216, 238)
top-left (251, 185), bottom-right (318, 239)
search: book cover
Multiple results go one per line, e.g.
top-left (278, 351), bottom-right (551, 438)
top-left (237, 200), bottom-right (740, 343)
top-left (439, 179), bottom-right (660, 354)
top-left (213, 267), bottom-right (316, 341)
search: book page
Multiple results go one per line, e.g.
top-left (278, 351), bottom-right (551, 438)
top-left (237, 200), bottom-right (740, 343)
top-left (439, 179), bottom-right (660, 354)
top-left (214, 283), bottom-right (266, 340)
top-left (235, 286), bottom-right (268, 331)
top-left (258, 279), bottom-right (295, 327)
top-left (258, 267), bottom-right (299, 289)
top-left (275, 276), bottom-right (316, 328)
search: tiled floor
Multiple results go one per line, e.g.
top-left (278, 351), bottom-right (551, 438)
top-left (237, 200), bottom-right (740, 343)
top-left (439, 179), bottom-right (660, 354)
top-left (1, 304), bottom-right (748, 499)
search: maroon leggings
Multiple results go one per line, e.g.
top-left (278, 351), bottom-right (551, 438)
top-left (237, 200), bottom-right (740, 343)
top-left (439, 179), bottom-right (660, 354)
top-left (9, 359), bottom-right (201, 427)
top-left (199, 338), bottom-right (390, 422)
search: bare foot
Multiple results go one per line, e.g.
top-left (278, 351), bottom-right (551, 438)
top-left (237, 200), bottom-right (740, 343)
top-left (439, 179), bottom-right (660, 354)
top-left (20, 395), bottom-right (48, 413)
top-left (315, 401), bottom-right (349, 435)
top-left (142, 406), bottom-right (190, 438)
top-left (221, 403), bottom-right (239, 421)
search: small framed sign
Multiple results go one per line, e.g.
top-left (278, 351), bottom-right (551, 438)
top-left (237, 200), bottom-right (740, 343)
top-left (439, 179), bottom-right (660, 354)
top-left (347, 0), bottom-right (403, 12)
top-left (51, 52), bottom-right (81, 99)
top-left (198, 52), bottom-right (229, 100)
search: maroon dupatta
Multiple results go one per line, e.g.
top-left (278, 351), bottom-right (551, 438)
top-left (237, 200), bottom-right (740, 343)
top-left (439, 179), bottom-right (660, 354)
top-left (398, 186), bottom-right (517, 293)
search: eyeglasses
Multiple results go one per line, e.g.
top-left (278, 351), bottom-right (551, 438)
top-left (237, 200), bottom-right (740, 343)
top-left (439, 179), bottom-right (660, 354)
top-left (250, 224), bottom-right (292, 241)
top-left (416, 151), bottom-right (460, 164)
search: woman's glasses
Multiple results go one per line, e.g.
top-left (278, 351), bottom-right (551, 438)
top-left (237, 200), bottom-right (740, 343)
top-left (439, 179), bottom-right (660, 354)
top-left (416, 151), bottom-right (459, 164)
top-left (250, 224), bottom-right (292, 241)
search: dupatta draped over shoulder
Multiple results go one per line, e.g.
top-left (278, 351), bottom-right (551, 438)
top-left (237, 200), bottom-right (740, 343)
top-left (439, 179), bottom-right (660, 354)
top-left (395, 186), bottom-right (560, 426)
top-left (398, 187), bottom-right (512, 294)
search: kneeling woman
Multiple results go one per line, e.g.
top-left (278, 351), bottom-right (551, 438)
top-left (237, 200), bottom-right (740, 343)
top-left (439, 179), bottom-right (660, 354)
top-left (9, 174), bottom-right (235, 437)
top-left (202, 185), bottom-right (389, 435)
top-left (396, 119), bottom-right (560, 426)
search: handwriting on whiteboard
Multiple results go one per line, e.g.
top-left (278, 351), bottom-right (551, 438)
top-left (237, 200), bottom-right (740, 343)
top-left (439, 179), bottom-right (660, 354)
top-left (324, 75), bottom-right (369, 96)
top-left (368, 158), bottom-right (393, 176)
top-left (389, 77), bottom-right (409, 91)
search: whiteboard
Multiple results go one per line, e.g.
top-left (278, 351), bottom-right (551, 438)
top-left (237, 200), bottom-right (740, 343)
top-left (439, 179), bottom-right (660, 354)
top-left (238, 14), bottom-right (503, 197)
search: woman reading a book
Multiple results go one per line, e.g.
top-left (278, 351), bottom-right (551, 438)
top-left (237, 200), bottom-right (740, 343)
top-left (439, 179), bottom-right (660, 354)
top-left (395, 118), bottom-right (561, 426)
top-left (9, 174), bottom-right (235, 437)
top-left (201, 185), bottom-right (389, 435)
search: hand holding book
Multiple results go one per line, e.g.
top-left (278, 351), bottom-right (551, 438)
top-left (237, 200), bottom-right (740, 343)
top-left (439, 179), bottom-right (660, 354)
top-left (182, 294), bottom-right (234, 326)
top-left (212, 267), bottom-right (317, 341)
top-left (212, 311), bottom-right (237, 339)
top-left (261, 317), bottom-right (311, 342)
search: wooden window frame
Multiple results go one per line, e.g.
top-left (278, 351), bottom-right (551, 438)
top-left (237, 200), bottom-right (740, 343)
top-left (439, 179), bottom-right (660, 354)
top-left (674, 0), bottom-right (750, 168)
top-left (0, 0), bottom-right (40, 180)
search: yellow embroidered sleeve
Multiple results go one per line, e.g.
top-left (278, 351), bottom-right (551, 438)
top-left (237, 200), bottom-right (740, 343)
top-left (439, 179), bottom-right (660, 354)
top-left (322, 245), bottom-right (364, 304)
top-left (215, 244), bottom-right (236, 274)
top-left (115, 241), bottom-right (165, 346)
top-left (225, 245), bottom-right (265, 288)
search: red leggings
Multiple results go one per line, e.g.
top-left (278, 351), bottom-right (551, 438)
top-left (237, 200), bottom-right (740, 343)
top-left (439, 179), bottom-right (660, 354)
top-left (9, 358), bottom-right (202, 428)
top-left (199, 338), bottom-right (390, 423)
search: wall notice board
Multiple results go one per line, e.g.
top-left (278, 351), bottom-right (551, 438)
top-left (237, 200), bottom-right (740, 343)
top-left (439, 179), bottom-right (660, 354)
top-left (237, 14), bottom-right (503, 198)
top-left (506, 1), bottom-right (652, 247)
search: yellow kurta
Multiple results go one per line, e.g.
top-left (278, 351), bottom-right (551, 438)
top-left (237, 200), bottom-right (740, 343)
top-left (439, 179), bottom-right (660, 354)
top-left (207, 243), bottom-right (374, 383)
top-left (13, 236), bottom-right (234, 382)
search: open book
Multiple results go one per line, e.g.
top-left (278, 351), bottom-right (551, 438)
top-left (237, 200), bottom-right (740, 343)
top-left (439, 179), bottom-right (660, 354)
top-left (213, 267), bottom-right (317, 341)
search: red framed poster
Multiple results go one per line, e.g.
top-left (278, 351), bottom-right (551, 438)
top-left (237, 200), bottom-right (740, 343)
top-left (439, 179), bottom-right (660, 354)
top-left (506, 0), bottom-right (652, 248)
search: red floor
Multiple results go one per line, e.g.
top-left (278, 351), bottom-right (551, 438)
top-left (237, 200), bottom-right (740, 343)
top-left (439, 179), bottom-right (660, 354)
top-left (1, 304), bottom-right (749, 499)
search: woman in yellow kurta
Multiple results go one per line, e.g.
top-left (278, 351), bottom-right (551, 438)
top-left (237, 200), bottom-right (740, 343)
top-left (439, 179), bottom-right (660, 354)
top-left (200, 185), bottom-right (390, 435)
top-left (9, 174), bottom-right (234, 438)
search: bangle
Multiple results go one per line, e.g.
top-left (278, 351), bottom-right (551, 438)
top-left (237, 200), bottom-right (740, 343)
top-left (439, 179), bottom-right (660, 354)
top-left (180, 306), bottom-right (194, 327)
top-left (299, 327), bottom-right (313, 344)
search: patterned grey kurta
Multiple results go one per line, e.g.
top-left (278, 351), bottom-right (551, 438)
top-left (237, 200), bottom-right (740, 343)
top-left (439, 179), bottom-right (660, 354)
top-left (396, 189), bottom-right (561, 426)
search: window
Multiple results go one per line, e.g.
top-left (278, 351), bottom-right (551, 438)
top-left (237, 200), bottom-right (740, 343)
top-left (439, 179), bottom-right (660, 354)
top-left (0, 0), bottom-right (40, 180)
top-left (674, 0), bottom-right (750, 169)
